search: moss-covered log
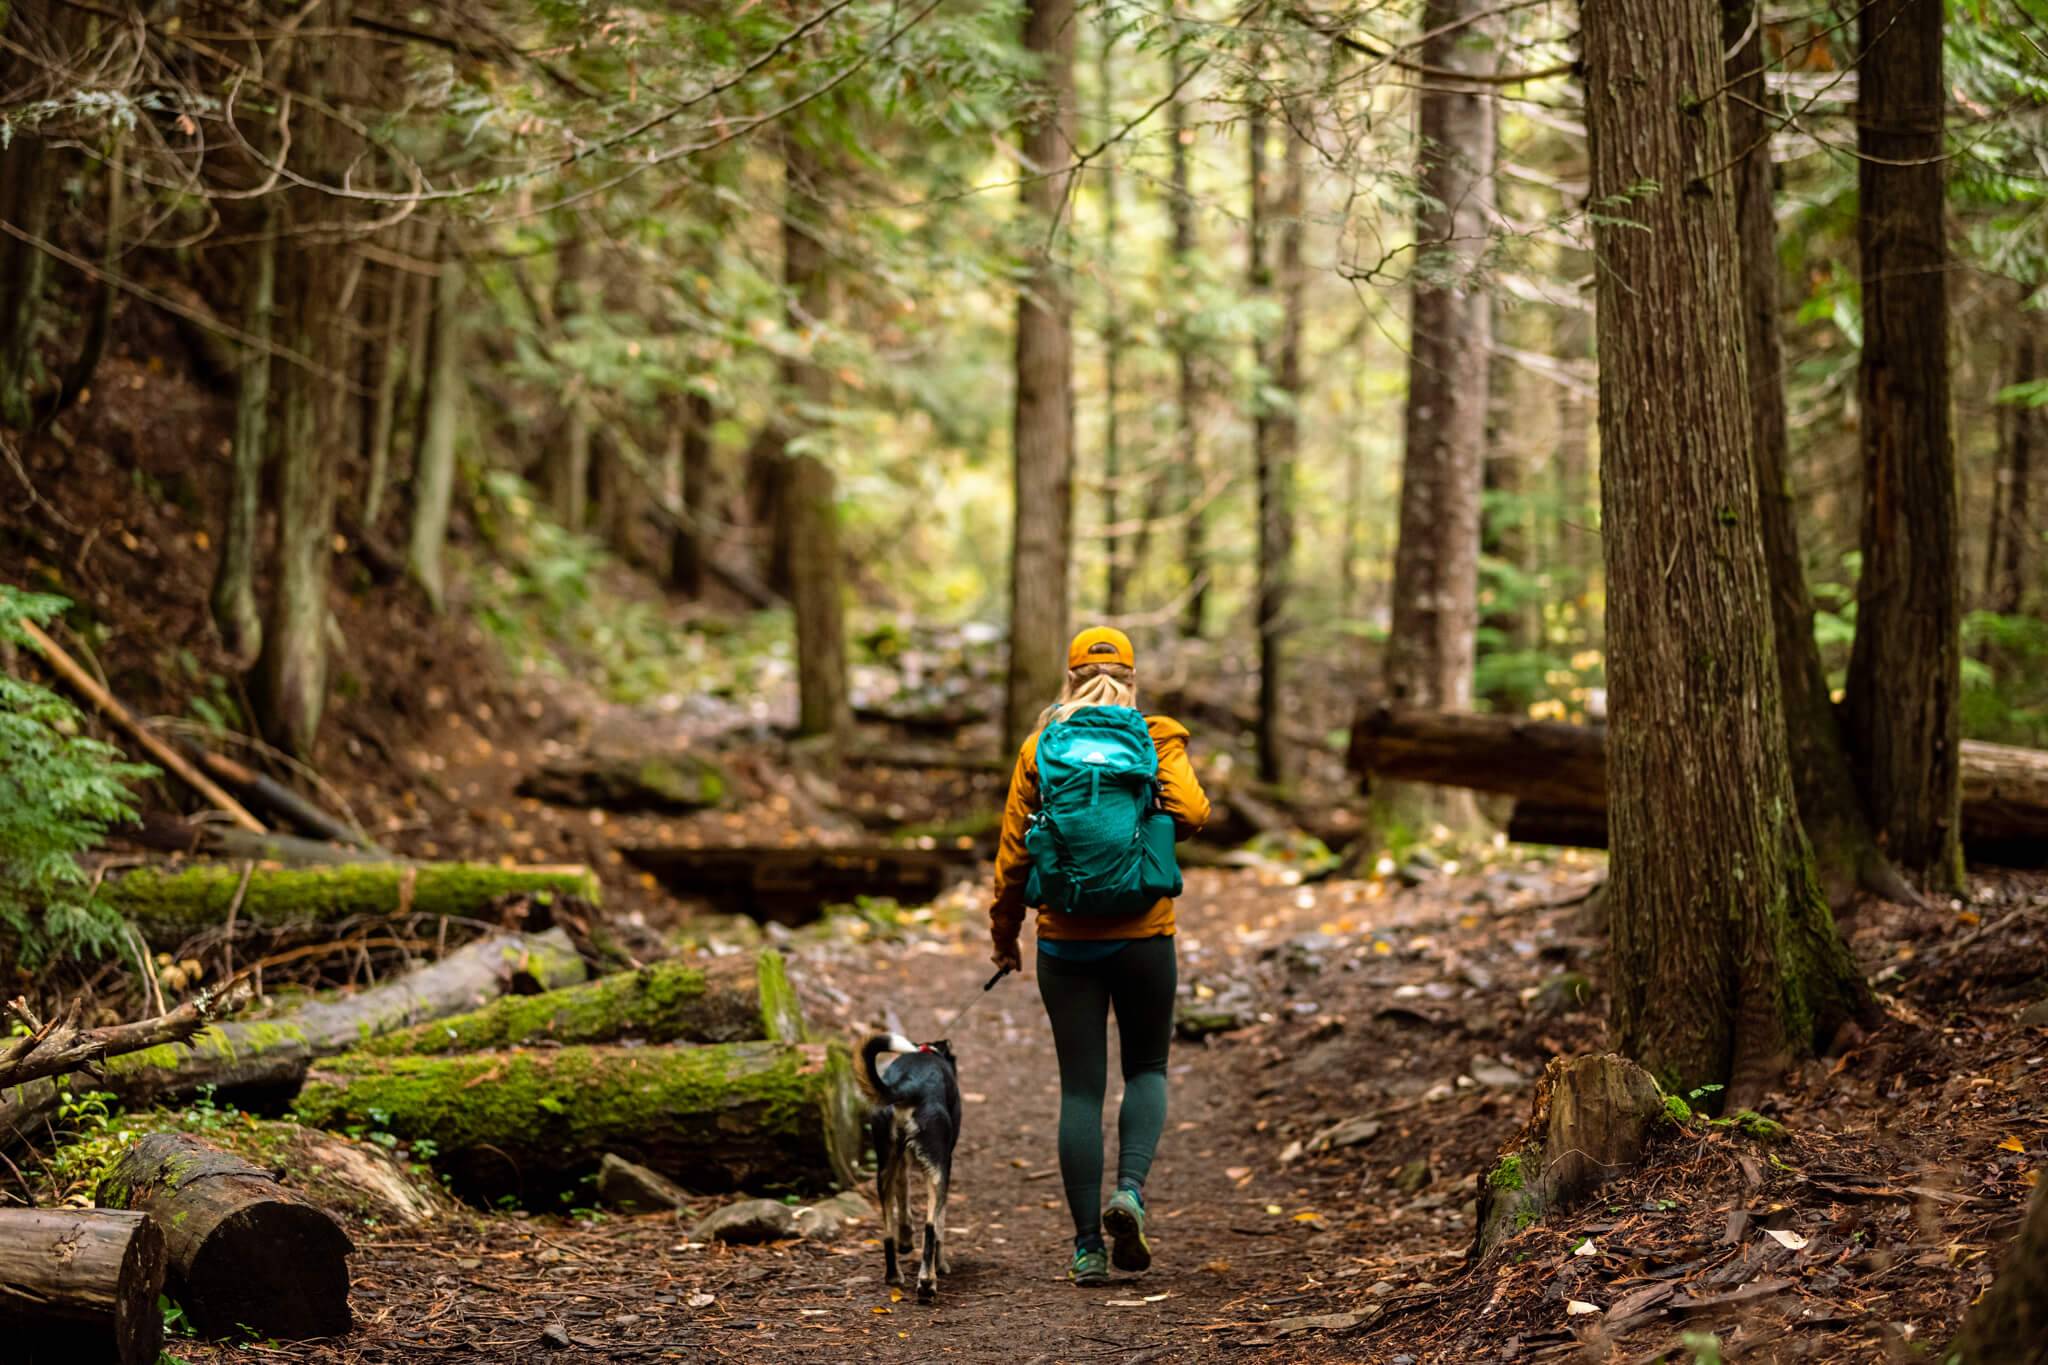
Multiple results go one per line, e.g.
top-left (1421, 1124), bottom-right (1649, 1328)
top-left (3, 932), bottom-right (584, 1149)
top-left (0, 1208), bottom-right (166, 1365)
top-left (105, 861), bottom-right (602, 945)
top-left (358, 948), bottom-right (801, 1055)
top-left (98, 1133), bottom-right (352, 1339)
top-left (102, 928), bottom-right (587, 1105)
top-left (294, 1041), bottom-right (863, 1199)
top-left (518, 751), bottom-right (730, 811)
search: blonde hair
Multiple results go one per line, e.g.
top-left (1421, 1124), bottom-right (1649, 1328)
top-left (1033, 662), bottom-right (1137, 735)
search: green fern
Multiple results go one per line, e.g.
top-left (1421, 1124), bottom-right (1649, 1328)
top-left (0, 587), bottom-right (155, 967)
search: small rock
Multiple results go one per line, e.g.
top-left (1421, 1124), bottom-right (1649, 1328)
top-left (1267, 1309), bottom-right (1375, 1336)
top-left (1393, 1159), bottom-right (1430, 1194)
top-left (597, 1153), bottom-right (690, 1213)
top-left (541, 1323), bottom-right (572, 1349)
top-left (1423, 1082), bottom-right (1455, 1103)
top-left (2017, 998), bottom-right (2048, 1029)
top-left (1534, 972), bottom-right (1594, 1017)
top-left (686, 1292), bottom-right (716, 1309)
top-left (1468, 1059), bottom-right (1528, 1090)
top-left (1307, 1116), bottom-right (1383, 1152)
top-left (1278, 1139), bottom-right (1306, 1165)
top-left (794, 1190), bottom-right (874, 1241)
top-left (691, 1198), bottom-right (799, 1245)
top-left (1368, 1279), bottom-right (1399, 1297)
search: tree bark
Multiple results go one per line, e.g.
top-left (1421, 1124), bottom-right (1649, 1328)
top-left (1845, 0), bottom-right (1964, 893)
top-left (102, 861), bottom-right (601, 946)
top-left (1987, 304), bottom-right (2038, 617)
top-left (407, 258), bottom-right (465, 609)
top-left (295, 1040), bottom-right (865, 1199)
top-left (1251, 85), bottom-right (1304, 784)
top-left (0, 1208), bottom-right (166, 1365)
top-left (1726, 0), bottom-right (1915, 909)
top-left (1583, 0), bottom-right (1870, 1095)
top-left (98, 1133), bottom-right (352, 1340)
top-left (1384, 0), bottom-right (1493, 722)
top-left (670, 388), bottom-right (717, 596)
top-left (1005, 0), bottom-right (1078, 752)
top-left (211, 202), bottom-right (276, 670)
top-left (1099, 20), bottom-right (1128, 616)
top-left (0, 132), bottom-right (52, 430)
top-left (777, 133), bottom-right (851, 741)
top-left (358, 948), bottom-right (804, 1055)
top-left (1169, 36), bottom-right (1208, 639)
top-left (1350, 705), bottom-right (2048, 866)
top-left (1947, 1180), bottom-right (2048, 1365)
top-left (549, 235), bottom-right (594, 531)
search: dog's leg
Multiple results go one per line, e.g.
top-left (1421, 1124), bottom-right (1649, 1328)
top-left (893, 1147), bottom-right (916, 1260)
top-left (916, 1166), bottom-right (942, 1302)
top-left (879, 1159), bottom-right (902, 1288)
top-left (936, 1173), bottom-right (952, 1275)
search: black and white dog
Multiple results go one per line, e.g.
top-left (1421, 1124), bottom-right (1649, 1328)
top-left (859, 1033), bottom-right (961, 1302)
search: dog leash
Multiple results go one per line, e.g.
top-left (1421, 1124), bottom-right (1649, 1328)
top-left (939, 966), bottom-right (1011, 1034)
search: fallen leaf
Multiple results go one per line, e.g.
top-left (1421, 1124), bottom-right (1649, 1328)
top-left (1572, 1237), bottom-right (1599, 1257)
top-left (889, 1288), bottom-right (903, 1303)
top-left (871, 1306), bottom-right (892, 1315)
top-left (1566, 1300), bottom-right (1602, 1316)
top-left (1266, 1204), bottom-right (1285, 1216)
top-left (1998, 1136), bottom-right (2026, 1154)
top-left (1765, 1228), bottom-right (1810, 1251)
top-left (685, 1292), bottom-right (715, 1309)
top-left (1225, 1166), bottom-right (1250, 1180)
top-left (1145, 1292), bottom-right (1172, 1302)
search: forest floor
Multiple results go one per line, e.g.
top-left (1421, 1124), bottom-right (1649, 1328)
top-left (161, 853), bottom-right (2046, 1365)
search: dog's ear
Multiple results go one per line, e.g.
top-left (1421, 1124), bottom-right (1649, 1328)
top-left (930, 1039), bottom-right (955, 1061)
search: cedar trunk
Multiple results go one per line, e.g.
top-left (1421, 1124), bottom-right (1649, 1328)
top-left (211, 202), bottom-right (276, 668)
top-left (1987, 307), bottom-right (2037, 617)
top-left (1168, 35), bottom-right (1208, 639)
top-left (1099, 22), bottom-right (1127, 615)
top-left (1845, 0), bottom-right (1964, 892)
top-left (1251, 90), bottom-right (1304, 784)
top-left (407, 258), bottom-right (465, 609)
top-left (1582, 0), bottom-right (1870, 1094)
top-left (1947, 1179), bottom-right (2048, 1364)
top-left (1725, 0), bottom-right (1912, 907)
top-left (1384, 0), bottom-right (1493, 718)
top-left (1005, 0), bottom-right (1078, 751)
top-left (0, 132), bottom-right (51, 430)
top-left (780, 133), bottom-right (850, 741)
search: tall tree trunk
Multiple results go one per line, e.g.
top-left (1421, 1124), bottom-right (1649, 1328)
top-left (1375, 0), bottom-right (1494, 817)
top-left (550, 236), bottom-right (593, 532)
top-left (1168, 36), bottom-right (1208, 640)
top-left (1099, 22), bottom-right (1127, 616)
top-left (1844, 0), bottom-right (1964, 893)
top-left (1481, 293), bottom-right (1533, 707)
top-left (1554, 304), bottom-right (1593, 619)
top-left (0, 132), bottom-right (52, 430)
top-left (1251, 84), bottom-right (1304, 784)
top-left (361, 245), bottom-right (417, 531)
top-left (1004, 0), bottom-right (1078, 751)
top-left (407, 259), bottom-right (465, 610)
top-left (212, 204), bottom-right (276, 669)
top-left (669, 388), bottom-right (717, 597)
top-left (1726, 0), bottom-right (1917, 909)
top-left (1583, 0), bottom-right (1870, 1096)
top-left (1988, 305), bottom-right (2037, 617)
top-left (780, 134), bottom-right (849, 742)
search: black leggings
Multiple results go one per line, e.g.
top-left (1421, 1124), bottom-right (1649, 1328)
top-left (1035, 935), bottom-right (1177, 1241)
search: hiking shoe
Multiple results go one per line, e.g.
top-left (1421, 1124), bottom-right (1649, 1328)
top-left (1069, 1243), bottom-right (1110, 1286)
top-left (1102, 1188), bottom-right (1151, 1272)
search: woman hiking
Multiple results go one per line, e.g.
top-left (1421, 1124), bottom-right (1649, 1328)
top-left (990, 626), bottom-right (1211, 1286)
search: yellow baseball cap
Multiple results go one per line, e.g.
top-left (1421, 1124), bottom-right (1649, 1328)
top-left (1067, 626), bottom-right (1135, 669)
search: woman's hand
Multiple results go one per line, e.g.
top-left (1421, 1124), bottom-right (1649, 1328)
top-left (991, 932), bottom-right (1022, 974)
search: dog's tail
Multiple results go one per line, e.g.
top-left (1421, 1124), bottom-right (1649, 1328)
top-left (858, 1033), bottom-right (920, 1104)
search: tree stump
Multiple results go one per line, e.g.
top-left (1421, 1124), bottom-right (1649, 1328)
top-left (97, 1133), bottom-right (352, 1339)
top-left (1472, 1053), bottom-right (1668, 1258)
top-left (0, 1208), bottom-right (167, 1365)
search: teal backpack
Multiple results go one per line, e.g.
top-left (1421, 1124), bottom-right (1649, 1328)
top-left (1024, 706), bottom-right (1184, 917)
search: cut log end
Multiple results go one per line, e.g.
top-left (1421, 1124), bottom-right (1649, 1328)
top-left (0, 1208), bottom-right (167, 1365)
top-left (98, 1133), bottom-right (353, 1340)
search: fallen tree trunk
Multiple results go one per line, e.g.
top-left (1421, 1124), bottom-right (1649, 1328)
top-left (295, 1040), bottom-right (863, 1199)
top-left (101, 928), bottom-right (586, 1105)
top-left (0, 1208), bottom-right (167, 1365)
top-left (98, 1133), bottom-right (352, 1339)
top-left (3, 931), bottom-right (584, 1148)
top-left (190, 747), bottom-right (379, 849)
top-left (622, 843), bottom-right (977, 925)
top-left (118, 814), bottom-right (397, 866)
top-left (105, 860), bottom-right (602, 945)
top-left (518, 751), bottom-right (731, 811)
top-left (358, 948), bottom-right (802, 1055)
top-left (1350, 706), bottom-right (2048, 866)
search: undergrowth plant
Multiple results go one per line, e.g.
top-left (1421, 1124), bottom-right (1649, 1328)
top-left (0, 587), bottom-right (154, 968)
